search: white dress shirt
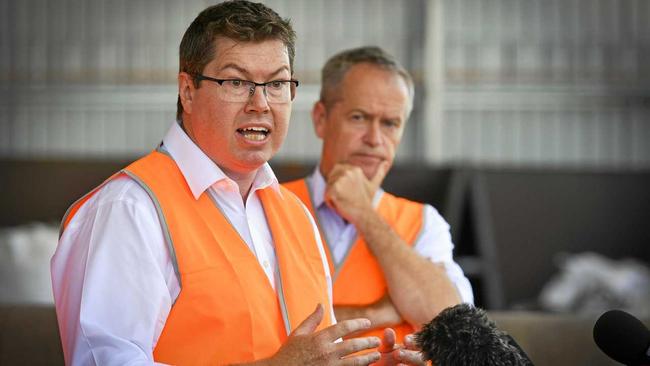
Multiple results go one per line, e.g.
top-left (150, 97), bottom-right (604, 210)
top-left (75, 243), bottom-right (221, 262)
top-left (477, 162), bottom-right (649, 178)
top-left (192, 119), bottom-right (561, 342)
top-left (307, 168), bottom-right (474, 303)
top-left (51, 122), bottom-right (334, 366)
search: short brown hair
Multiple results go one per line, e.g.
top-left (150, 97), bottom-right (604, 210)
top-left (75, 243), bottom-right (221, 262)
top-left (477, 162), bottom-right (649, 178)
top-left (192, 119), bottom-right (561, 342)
top-left (320, 46), bottom-right (414, 115)
top-left (176, 0), bottom-right (296, 121)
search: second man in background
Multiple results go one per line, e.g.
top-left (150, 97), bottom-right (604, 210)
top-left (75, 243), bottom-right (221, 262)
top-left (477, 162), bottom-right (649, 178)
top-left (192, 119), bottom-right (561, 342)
top-left (284, 46), bottom-right (474, 362)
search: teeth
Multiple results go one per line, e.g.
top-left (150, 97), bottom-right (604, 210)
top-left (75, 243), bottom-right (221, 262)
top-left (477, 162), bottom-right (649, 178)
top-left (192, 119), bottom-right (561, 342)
top-left (241, 127), bottom-right (269, 133)
top-left (242, 132), bottom-right (266, 141)
top-left (238, 126), bottom-right (269, 141)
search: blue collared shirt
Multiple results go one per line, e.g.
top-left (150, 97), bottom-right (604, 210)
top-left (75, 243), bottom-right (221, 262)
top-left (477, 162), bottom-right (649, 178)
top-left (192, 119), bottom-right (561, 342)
top-left (306, 167), bottom-right (474, 303)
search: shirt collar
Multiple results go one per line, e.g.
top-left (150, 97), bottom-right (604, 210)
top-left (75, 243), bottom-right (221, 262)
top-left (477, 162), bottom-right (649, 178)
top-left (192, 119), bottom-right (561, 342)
top-left (308, 166), bottom-right (328, 209)
top-left (162, 121), bottom-right (280, 200)
top-left (307, 163), bottom-right (383, 209)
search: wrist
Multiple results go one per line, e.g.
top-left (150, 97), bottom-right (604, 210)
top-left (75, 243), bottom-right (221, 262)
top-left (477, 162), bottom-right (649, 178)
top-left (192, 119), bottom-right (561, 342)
top-left (365, 302), bottom-right (379, 324)
top-left (336, 200), bottom-right (373, 227)
top-left (366, 298), bottom-right (402, 329)
top-left (353, 208), bottom-right (382, 236)
top-left (348, 208), bottom-right (389, 240)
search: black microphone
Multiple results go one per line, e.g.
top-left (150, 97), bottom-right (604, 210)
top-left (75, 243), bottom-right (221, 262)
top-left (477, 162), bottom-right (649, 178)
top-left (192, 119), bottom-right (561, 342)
top-left (415, 303), bottom-right (534, 366)
top-left (593, 309), bottom-right (650, 366)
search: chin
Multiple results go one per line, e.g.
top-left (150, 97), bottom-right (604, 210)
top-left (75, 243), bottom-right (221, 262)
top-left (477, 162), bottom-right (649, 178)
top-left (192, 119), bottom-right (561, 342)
top-left (360, 166), bottom-right (377, 180)
top-left (238, 151), bottom-right (274, 170)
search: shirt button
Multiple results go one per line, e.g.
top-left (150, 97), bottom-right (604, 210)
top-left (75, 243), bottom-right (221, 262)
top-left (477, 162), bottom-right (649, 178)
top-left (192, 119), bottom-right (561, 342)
top-left (263, 260), bottom-right (270, 268)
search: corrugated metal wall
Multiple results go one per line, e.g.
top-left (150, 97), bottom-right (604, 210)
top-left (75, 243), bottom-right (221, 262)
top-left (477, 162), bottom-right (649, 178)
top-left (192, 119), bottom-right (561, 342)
top-left (1, 0), bottom-right (649, 168)
top-left (0, 0), bottom-right (423, 161)
top-left (433, 0), bottom-right (650, 168)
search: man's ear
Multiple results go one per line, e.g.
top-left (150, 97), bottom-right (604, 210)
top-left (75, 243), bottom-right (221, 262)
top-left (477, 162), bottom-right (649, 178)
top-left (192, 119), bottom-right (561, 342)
top-left (312, 101), bottom-right (327, 139)
top-left (178, 72), bottom-right (196, 115)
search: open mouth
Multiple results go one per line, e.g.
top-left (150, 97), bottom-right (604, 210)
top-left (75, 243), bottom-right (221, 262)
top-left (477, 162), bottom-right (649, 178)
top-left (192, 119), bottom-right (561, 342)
top-left (237, 127), bottom-right (270, 141)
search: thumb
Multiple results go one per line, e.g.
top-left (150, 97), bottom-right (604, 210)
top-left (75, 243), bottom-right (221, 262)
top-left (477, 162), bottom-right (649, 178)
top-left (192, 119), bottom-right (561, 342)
top-left (291, 304), bottom-right (324, 336)
top-left (378, 327), bottom-right (397, 353)
top-left (371, 161), bottom-right (390, 189)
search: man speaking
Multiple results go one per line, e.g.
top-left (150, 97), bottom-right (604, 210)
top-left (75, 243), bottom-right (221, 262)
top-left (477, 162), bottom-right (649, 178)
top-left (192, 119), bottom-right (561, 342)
top-left (52, 2), bottom-right (384, 365)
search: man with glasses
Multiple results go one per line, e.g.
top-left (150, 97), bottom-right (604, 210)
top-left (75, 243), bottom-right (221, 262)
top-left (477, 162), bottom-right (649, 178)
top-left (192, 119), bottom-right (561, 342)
top-left (52, 2), bottom-right (389, 365)
top-left (284, 46), bottom-right (474, 365)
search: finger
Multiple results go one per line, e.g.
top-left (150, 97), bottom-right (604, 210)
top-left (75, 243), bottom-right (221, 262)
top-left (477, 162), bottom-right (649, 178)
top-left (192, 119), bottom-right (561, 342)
top-left (325, 196), bottom-right (335, 209)
top-left (370, 160), bottom-right (390, 189)
top-left (292, 304), bottom-right (324, 336)
top-left (403, 334), bottom-right (419, 351)
top-left (324, 193), bottom-right (338, 212)
top-left (335, 336), bottom-right (381, 357)
top-left (378, 328), bottom-right (397, 353)
top-left (331, 164), bottom-right (366, 187)
top-left (327, 163), bottom-right (352, 185)
top-left (341, 351), bottom-right (381, 366)
top-left (324, 172), bottom-right (346, 204)
top-left (318, 318), bottom-right (372, 341)
top-left (393, 349), bottom-right (425, 366)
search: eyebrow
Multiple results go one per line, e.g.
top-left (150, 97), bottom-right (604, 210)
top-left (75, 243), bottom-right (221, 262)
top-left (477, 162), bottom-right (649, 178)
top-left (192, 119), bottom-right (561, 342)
top-left (217, 63), bottom-right (291, 79)
top-left (350, 108), bottom-right (404, 122)
top-left (349, 108), bottom-right (370, 115)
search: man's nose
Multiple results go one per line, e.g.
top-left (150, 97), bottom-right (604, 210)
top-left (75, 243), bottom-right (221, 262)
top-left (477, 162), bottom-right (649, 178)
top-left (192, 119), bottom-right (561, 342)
top-left (363, 121), bottom-right (383, 146)
top-left (245, 85), bottom-right (270, 113)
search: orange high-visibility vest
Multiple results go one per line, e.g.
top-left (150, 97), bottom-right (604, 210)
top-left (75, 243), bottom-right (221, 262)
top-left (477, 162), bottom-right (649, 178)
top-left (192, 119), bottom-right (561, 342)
top-left (283, 178), bottom-right (423, 342)
top-left (61, 151), bottom-right (332, 365)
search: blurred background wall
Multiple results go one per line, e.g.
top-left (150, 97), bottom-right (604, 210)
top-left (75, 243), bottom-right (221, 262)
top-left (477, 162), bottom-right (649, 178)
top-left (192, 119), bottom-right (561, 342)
top-left (1, 2), bottom-right (649, 364)
top-left (2, 0), bottom-right (649, 167)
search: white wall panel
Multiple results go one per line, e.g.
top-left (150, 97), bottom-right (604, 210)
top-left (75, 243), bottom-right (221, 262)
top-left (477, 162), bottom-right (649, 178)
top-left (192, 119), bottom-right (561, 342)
top-left (0, 0), bottom-right (425, 161)
top-left (428, 0), bottom-right (650, 169)
top-left (0, 0), bottom-right (649, 169)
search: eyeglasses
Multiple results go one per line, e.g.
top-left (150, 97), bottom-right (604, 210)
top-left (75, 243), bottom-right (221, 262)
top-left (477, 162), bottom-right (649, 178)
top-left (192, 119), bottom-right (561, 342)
top-left (194, 74), bottom-right (299, 103)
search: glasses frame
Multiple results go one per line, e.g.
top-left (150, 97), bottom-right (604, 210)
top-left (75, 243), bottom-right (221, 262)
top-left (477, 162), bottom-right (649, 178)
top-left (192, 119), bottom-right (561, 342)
top-left (193, 74), bottom-right (299, 103)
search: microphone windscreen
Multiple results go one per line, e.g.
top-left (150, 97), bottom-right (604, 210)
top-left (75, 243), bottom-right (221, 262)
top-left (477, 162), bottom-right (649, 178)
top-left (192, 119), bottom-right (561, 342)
top-left (593, 309), bottom-right (650, 365)
top-left (416, 304), bottom-right (533, 366)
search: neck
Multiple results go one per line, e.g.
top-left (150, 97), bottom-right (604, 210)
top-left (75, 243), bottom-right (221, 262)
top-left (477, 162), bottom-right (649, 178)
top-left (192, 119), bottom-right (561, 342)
top-left (180, 119), bottom-right (258, 201)
top-left (222, 167), bottom-right (257, 202)
top-left (318, 162), bottom-right (330, 180)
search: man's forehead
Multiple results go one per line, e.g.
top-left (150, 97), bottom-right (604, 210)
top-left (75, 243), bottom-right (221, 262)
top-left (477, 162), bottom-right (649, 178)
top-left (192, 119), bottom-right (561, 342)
top-left (339, 84), bottom-right (409, 110)
top-left (343, 64), bottom-right (408, 88)
top-left (209, 37), bottom-right (290, 72)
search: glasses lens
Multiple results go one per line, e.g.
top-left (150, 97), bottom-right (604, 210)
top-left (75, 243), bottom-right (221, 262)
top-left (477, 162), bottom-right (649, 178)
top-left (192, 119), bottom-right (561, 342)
top-left (217, 79), bottom-right (294, 103)
top-left (220, 80), bottom-right (253, 102)
top-left (265, 81), bottom-right (290, 103)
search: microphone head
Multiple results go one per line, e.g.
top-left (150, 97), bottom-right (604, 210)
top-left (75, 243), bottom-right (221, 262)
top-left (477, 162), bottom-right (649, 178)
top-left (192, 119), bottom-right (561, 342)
top-left (416, 304), bottom-right (530, 366)
top-left (593, 309), bottom-right (650, 365)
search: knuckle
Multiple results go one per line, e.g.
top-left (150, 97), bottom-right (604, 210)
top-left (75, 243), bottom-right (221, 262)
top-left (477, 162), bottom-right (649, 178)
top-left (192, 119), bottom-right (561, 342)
top-left (405, 351), bottom-right (425, 364)
top-left (357, 338), bottom-right (371, 349)
top-left (364, 352), bottom-right (381, 365)
top-left (343, 357), bottom-right (363, 366)
top-left (346, 339), bottom-right (365, 353)
top-left (335, 320), bottom-right (349, 331)
top-left (340, 320), bottom-right (358, 333)
top-left (313, 343), bottom-right (328, 358)
top-left (312, 333), bottom-right (326, 346)
top-left (362, 336), bottom-right (379, 349)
